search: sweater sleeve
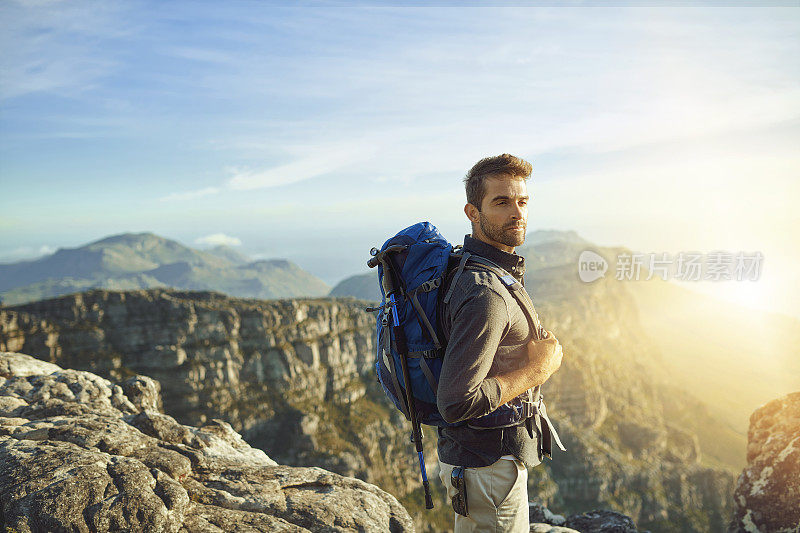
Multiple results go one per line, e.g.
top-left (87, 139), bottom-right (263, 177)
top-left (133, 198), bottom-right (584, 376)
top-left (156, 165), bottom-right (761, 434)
top-left (436, 283), bottom-right (508, 424)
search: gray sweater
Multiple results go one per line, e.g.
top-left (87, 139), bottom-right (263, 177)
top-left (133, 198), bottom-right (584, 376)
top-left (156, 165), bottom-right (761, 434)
top-left (436, 235), bottom-right (541, 468)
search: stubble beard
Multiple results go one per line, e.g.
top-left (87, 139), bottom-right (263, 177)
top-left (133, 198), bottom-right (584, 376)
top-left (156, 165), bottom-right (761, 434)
top-left (478, 212), bottom-right (526, 248)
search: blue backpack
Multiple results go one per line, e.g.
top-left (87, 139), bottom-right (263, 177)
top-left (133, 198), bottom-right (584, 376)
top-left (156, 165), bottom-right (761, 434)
top-left (367, 221), bottom-right (565, 508)
top-left (368, 221), bottom-right (546, 429)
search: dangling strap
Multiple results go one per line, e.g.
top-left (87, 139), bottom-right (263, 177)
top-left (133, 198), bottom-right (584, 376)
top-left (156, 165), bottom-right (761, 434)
top-left (408, 286), bottom-right (442, 350)
top-left (408, 352), bottom-right (439, 394)
top-left (505, 286), bottom-right (566, 455)
top-left (537, 396), bottom-right (566, 456)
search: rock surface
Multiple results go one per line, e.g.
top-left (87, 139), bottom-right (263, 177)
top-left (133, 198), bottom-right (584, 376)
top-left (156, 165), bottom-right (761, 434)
top-left (0, 351), bottom-right (413, 532)
top-left (564, 509), bottom-right (639, 532)
top-left (530, 525), bottom-right (580, 533)
top-left (729, 391), bottom-right (800, 533)
top-left (530, 501), bottom-right (567, 526)
top-left (0, 288), bottom-right (737, 532)
top-left (530, 501), bottom-right (640, 533)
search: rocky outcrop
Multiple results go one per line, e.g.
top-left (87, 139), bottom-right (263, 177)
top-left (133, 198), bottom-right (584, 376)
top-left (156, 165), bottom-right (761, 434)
top-left (530, 525), bottom-right (580, 533)
top-left (0, 290), bottom-right (374, 422)
top-left (529, 501), bottom-right (640, 533)
top-left (0, 290), bottom-right (444, 527)
top-left (0, 351), bottom-right (413, 532)
top-left (729, 392), bottom-right (800, 533)
top-left (564, 510), bottom-right (638, 532)
top-left (530, 501), bottom-right (568, 527)
top-left (0, 288), bottom-right (737, 532)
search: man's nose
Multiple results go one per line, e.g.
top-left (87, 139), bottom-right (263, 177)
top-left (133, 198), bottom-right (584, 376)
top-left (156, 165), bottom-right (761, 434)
top-left (511, 202), bottom-right (525, 219)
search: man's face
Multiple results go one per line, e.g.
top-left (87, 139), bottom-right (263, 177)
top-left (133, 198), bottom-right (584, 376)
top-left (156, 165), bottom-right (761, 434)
top-left (468, 176), bottom-right (529, 252)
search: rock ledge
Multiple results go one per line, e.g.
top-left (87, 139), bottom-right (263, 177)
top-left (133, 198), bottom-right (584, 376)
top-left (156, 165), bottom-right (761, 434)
top-left (729, 391), bottom-right (800, 533)
top-left (0, 351), bottom-right (413, 532)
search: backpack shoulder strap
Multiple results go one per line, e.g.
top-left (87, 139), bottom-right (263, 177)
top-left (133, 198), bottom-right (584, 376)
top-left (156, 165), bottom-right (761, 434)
top-left (442, 251), bottom-right (471, 305)
top-left (459, 255), bottom-right (546, 341)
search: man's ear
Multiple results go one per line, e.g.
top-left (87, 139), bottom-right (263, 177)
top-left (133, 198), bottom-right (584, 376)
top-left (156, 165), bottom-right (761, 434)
top-left (464, 203), bottom-right (480, 224)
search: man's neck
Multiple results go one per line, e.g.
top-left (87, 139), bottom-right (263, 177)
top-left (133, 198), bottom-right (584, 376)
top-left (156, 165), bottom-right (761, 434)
top-left (463, 234), bottom-right (526, 281)
top-left (470, 233), bottom-right (515, 254)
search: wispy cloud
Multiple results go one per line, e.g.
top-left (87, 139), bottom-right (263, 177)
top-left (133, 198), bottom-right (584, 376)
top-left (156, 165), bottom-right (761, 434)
top-left (0, 2), bottom-right (133, 100)
top-left (163, 46), bottom-right (236, 65)
top-left (194, 233), bottom-right (241, 247)
top-left (158, 187), bottom-right (220, 203)
top-left (171, 7), bottom-right (800, 192)
top-left (158, 141), bottom-right (372, 201)
top-left (0, 244), bottom-right (56, 263)
top-left (226, 144), bottom-right (367, 190)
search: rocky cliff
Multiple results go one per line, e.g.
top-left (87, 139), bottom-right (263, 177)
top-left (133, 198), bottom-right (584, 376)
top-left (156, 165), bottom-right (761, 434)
top-left (0, 351), bottom-right (413, 532)
top-left (729, 392), bottom-right (800, 532)
top-left (0, 287), bottom-right (736, 531)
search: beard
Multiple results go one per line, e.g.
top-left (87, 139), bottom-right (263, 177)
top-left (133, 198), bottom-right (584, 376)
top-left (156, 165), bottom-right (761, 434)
top-left (478, 213), bottom-right (526, 248)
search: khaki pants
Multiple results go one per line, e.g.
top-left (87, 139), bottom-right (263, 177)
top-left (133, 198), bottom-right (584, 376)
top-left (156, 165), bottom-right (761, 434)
top-left (438, 458), bottom-right (529, 532)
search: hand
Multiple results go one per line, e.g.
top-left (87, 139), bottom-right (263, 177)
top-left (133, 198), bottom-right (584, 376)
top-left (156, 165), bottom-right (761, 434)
top-left (524, 329), bottom-right (562, 378)
top-left (496, 329), bottom-right (563, 404)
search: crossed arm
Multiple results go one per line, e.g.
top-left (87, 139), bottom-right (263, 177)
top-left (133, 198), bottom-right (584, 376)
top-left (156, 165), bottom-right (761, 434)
top-left (436, 284), bottom-right (563, 424)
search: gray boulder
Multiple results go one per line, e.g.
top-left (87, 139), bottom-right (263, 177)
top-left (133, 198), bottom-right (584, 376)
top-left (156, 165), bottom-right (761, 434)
top-left (729, 391), bottom-right (800, 533)
top-left (565, 509), bottom-right (639, 532)
top-left (0, 351), bottom-right (413, 532)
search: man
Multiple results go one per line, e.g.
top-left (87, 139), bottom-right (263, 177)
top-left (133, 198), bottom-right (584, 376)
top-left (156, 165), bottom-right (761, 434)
top-left (437, 154), bottom-right (564, 532)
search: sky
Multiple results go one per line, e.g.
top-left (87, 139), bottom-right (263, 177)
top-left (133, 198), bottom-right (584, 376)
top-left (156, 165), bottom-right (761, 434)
top-left (1, 1), bottom-right (799, 318)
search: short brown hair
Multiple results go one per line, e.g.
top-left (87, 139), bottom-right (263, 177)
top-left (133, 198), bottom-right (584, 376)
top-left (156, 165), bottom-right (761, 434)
top-left (463, 154), bottom-right (532, 210)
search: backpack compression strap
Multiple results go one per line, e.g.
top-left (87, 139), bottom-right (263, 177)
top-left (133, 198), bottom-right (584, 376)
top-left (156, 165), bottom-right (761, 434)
top-left (407, 278), bottom-right (443, 350)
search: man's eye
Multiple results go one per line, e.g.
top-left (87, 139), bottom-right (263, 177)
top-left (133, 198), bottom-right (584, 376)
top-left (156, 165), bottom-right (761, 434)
top-left (497, 201), bottom-right (507, 205)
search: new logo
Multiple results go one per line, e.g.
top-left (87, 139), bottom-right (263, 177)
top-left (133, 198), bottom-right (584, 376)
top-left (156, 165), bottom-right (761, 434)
top-left (578, 250), bottom-right (608, 283)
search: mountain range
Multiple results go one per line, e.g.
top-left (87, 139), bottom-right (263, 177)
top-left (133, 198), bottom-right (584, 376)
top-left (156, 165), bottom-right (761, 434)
top-left (5, 227), bottom-right (795, 453)
top-left (2, 226), bottom-right (798, 530)
top-left (0, 232), bottom-right (329, 305)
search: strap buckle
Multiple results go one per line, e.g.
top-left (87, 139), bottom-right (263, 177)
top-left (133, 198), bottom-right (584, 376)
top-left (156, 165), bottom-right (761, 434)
top-left (416, 277), bottom-right (442, 293)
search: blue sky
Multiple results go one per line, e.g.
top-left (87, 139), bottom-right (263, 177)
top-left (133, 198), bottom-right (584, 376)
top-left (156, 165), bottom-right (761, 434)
top-left (1, 2), bottom-right (799, 316)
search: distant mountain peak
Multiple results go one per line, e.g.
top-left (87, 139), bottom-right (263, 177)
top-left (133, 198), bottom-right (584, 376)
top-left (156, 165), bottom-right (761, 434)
top-left (526, 229), bottom-right (590, 246)
top-left (89, 232), bottom-right (165, 245)
top-left (246, 259), bottom-right (294, 270)
top-left (205, 245), bottom-right (251, 266)
top-left (0, 232), bottom-right (328, 303)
